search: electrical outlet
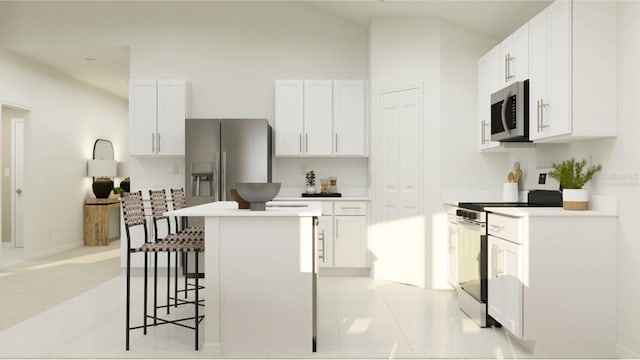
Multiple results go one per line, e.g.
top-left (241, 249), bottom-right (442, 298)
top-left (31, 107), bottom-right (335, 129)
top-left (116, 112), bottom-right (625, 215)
top-left (172, 164), bottom-right (179, 175)
top-left (3, 168), bottom-right (9, 177)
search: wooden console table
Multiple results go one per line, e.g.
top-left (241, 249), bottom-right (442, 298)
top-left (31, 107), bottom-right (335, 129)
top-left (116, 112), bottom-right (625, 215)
top-left (84, 197), bottom-right (120, 246)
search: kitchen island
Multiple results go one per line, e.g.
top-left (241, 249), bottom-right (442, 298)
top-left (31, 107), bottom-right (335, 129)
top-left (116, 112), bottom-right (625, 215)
top-left (165, 201), bottom-right (322, 357)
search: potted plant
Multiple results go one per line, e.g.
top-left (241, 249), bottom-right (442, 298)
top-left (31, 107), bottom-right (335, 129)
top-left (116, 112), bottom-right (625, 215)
top-left (548, 157), bottom-right (602, 210)
top-left (305, 170), bottom-right (316, 194)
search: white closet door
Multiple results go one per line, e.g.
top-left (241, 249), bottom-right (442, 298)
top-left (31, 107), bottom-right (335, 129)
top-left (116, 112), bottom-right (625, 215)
top-left (374, 86), bottom-right (424, 287)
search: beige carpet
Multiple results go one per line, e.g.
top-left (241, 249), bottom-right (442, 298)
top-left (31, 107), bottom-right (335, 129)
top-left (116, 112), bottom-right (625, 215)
top-left (0, 241), bottom-right (122, 331)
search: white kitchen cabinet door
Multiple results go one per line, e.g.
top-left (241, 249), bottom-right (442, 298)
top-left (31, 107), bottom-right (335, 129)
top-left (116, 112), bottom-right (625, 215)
top-left (129, 79), bottom-right (187, 156)
top-left (501, 238), bottom-right (523, 338)
top-left (156, 80), bottom-right (187, 156)
top-left (333, 80), bottom-right (367, 156)
top-left (478, 46), bottom-right (501, 150)
top-left (317, 216), bottom-right (333, 268)
top-left (275, 80), bottom-right (304, 156)
top-left (488, 235), bottom-right (523, 338)
top-left (129, 80), bottom-right (158, 156)
top-left (488, 236), bottom-right (503, 322)
top-left (334, 215), bottom-right (367, 268)
top-left (529, 0), bottom-right (618, 142)
top-left (499, 23), bottom-right (529, 88)
top-left (303, 80), bottom-right (333, 156)
top-left (545, 0), bottom-right (572, 139)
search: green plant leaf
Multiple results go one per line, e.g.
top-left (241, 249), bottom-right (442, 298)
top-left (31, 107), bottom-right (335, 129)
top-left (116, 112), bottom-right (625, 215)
top-left (548, 157), bottom-right (602, 189)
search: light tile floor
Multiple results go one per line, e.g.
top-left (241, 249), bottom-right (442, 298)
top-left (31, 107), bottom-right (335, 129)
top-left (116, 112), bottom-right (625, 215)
top-left (0, 274), bottom-right (534, 359)
top-left (1, 246), bottom-right (25, 268)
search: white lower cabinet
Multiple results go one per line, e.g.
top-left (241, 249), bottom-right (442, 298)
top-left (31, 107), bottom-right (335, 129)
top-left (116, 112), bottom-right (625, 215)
top-left (334, 215), bottom-right (367, 267)
top-left (487, 211), bottom-right (617, 357)
top-left (488, 235), bottom-right (523, 338)
top-left (287, 199), bottom-right (368, 269)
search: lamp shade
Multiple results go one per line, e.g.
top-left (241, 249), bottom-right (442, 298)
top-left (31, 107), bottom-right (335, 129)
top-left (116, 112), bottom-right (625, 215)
top-left (87, 159), bottom-right (117, 178)
top-left (117, 161), bottom-right (130, 178)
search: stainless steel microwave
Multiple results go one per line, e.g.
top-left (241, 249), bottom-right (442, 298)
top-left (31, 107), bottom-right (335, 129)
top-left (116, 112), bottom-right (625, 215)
top-left (490, 80), bottom-right (530, 142)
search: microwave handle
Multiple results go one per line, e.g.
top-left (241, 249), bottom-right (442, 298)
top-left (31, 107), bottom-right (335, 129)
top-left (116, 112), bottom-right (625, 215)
top-left (500, 90), bottom-right (511, 134)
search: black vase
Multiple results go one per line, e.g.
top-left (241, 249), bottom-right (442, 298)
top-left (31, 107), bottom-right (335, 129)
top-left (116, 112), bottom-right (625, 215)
top-left (120, 178), bottom-right (130, 193)
top-left (93, 178), bottom-right (114, 199)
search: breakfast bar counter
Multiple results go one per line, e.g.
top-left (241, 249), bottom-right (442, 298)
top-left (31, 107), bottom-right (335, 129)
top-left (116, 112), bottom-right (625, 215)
top-left (165, 201), bottom-right (322, 357)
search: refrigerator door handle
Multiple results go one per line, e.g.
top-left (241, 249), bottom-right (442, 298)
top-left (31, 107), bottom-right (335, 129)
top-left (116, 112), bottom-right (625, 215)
top-left (214, 151), bottom-right (220, 200)
top-left (221, 151), bottom-right (227, 201)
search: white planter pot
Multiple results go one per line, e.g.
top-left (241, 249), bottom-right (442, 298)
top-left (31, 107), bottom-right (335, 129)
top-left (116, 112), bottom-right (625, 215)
top-left (306, 185), bottom-right (316, 194)
top-left (563, 189), bottom-right (589, 210)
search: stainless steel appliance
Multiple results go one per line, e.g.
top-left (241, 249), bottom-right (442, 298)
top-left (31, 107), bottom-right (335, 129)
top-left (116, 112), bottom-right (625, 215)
top-left (456, 190), bottom-right (562, 328)
top-left (490, 80), bottom-right (530, 142)
top-left (185, 118), bottom-right (272, 210)
top-left (183, 118), bottom-right (272, 273)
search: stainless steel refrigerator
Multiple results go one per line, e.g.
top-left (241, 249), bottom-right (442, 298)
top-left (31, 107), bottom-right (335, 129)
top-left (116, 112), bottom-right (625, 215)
top-left (183, 118), bottom-right (272, 274)
top-left (185, 118), bottom-right (272, 216)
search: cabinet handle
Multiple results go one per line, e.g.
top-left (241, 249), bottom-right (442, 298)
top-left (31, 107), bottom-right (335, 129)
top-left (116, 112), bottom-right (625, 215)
top-left (504, 54), bottom-right (509, 83)
top-left (318, 229), bottom-right (325, 261)
top-left (335, 221), bottom-right (339, 238)
top-left (539, 99), bottom-right (548, 131)
top-left (157, 133), bottom-right (161, 152)
top-left (151, 133), bottom-right (155, 153)
top-left (339, 206), bottom-right (362, 210)
top-left (305, 133), bottom-right (308, 153)
top-left (299, 133), bottom-right (302, 153)
top-left (536, 100), bottom-right (541, 132)
top-left (335, 133), bottom-right (338, 153)
top-left (491, 245), bottom-right (498, 277)
top-left (497, 249), bottom-right (504, 276)
top-left (489, 224), bottom-right (504, 232)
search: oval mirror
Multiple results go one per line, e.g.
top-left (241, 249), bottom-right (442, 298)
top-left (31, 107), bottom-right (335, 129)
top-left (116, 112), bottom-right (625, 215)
top-left (93, 139), bottom-right (114, 160)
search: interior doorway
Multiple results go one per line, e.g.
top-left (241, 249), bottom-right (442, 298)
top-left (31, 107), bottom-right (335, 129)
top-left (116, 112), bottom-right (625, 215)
top-left (1, 104), bottom-right (30, 267)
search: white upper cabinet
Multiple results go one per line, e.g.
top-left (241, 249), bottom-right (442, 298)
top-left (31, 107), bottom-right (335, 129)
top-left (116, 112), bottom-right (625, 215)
top-left (529, 0), bottom-right (617, 142)
top-left (478, 46), bottom-right (501, 150)
top-left (304, 80), bottom-right (333, 156)
top-left (275, 80), bottom-right (304, 156)
top-left (333, 80), bottom-right (368, 156)
top-left (129, 79), bottom-right (188, 156)
top-left (275, 79), bottom-right (368, 157)
top-left (499, 23), bottom-right (529, 88)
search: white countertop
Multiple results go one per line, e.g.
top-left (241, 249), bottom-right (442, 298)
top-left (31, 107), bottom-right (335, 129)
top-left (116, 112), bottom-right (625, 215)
top-left (164, 201), bottom-right (322, 217)
top-left (485, 206), bottom-right (617, 217)
top-left (275, 196), bottom-right (371, 201)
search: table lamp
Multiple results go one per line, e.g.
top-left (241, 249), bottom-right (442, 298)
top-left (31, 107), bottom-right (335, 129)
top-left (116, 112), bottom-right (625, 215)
top-left (87, 159), bottom-right (117, 198)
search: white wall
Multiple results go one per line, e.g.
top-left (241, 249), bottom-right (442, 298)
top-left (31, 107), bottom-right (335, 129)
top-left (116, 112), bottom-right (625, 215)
top-left (0, 48), bottom-right (128, 259)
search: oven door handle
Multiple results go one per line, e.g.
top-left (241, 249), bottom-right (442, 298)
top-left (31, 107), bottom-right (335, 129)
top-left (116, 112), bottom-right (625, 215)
top-left (457, 219), bottom-right (485, 230)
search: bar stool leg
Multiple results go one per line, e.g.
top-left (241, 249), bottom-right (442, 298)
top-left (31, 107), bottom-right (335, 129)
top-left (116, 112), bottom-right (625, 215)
top-left (143, 252), bottom-right (148, 334)
top-left (126, 249), bottom-right (131, 351)
top-left (154, 253), bottom-right (158, 325)
top-left (184, 254), bottom-right (189, 299)
top-left (167, 253), bottom-right (170, 315)
top-left (174, 251), bottom-right (179, 308)
top-left (195, 251), bottom-right (199, 351)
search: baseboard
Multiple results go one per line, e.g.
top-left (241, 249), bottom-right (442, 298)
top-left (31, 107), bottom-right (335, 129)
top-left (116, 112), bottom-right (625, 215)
top-left (32, 241), bottom-right (83, 259)
top-left (319, 267), bottom-right (371, 277)
top-left (617, 343), bottom-right (640, 359)
top-left (201, 342), bottom-right (222, 355)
